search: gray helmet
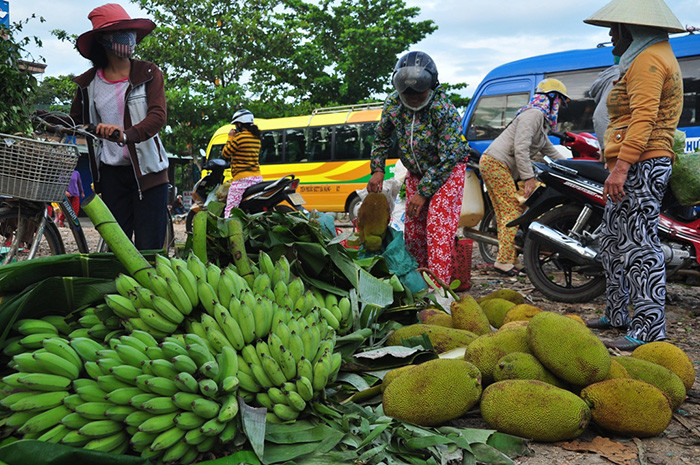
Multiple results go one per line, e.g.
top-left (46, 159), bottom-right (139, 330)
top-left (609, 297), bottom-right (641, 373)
top-left (392, 51), bottom-right (438, 94)
top-left (231, 109), bottom-right (254, 125)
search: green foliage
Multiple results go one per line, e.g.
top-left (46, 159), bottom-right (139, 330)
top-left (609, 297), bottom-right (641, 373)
top-left (29, 74), bottom-right (77, 111)
top-left (0, 16), bottom-right (45, 134)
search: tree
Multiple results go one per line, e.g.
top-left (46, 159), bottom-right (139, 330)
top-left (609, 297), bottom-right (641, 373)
top-left (131, 0), bottom-right (436, 154)
top-left (0, 16), bottom-right (44, 134)
top-left (30, 74), bottom-right (76, 110)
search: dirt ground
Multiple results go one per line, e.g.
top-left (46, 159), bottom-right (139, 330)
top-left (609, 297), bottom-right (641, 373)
top-left (60, 218), bottom-right (700, 465)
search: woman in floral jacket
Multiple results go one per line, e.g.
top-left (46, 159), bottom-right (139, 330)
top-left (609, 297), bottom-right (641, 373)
top-left (368, 51), bottom-right (467, 284)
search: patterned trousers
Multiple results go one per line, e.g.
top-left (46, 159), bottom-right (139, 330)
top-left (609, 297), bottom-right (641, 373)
top-left (224, 176), bottom-right (263, 218)
top-left (405, 163), bottom-right (466, 284)
top-left (599, 158), bottom-right (672, 341)
top-left (479, 155), bottom-right (524, 265)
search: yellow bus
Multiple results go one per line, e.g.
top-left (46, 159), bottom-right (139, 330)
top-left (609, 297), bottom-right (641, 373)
top-left (204, 104), bottom-right (398, 218)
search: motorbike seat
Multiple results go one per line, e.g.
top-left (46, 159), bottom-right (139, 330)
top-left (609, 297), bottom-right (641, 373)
top-left (554, 159), bottom-right (609, 184)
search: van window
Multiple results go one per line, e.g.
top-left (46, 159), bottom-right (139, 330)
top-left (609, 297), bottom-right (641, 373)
top-left (467, 92), bottom-right (530, 140)
top-left (335, 123), bottom-right (376, 160)
top-left (305, 126), bottom-right (332, 161)
top-left (679, 57), bottom-right (700, 127)
top-left (547, 68), bottom-right (609, 133)
top-left (285, 128), bottom-right (306, 163)
top-left (260, 129), bottom-right (284, 164)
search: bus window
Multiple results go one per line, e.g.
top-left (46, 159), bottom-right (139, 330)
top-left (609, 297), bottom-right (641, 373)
top-left (305, 126), bottom-right (332, 161)
top-left (285, 128), bottom-right (306, 163)
top-left (260, 129), bottom-right (284, 164)
top-left (335, 124), bottom-right (363, 160)
top-left (679, 57), bottom-right (700, 127)
top-left (209, 144), bottom-right (224, 161)
top-left (467, 92), bottom-right (529, 140)
top-left (548, 68), bottom-right (608, 133)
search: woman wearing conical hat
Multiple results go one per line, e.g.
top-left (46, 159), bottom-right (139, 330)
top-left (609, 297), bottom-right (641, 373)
top-left (583, 0), bottom-right (685, 350)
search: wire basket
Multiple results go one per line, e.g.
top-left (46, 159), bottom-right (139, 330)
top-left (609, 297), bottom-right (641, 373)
top-left (0, 133), bottom-right (80, 202)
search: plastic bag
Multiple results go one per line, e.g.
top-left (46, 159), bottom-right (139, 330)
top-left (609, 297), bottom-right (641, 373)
top-left (669, 131), bottom-right (700, 206)
top-left (358, 228), bottom-right (427, 293)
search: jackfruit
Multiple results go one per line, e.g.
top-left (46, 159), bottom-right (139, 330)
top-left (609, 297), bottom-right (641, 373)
top-left (502, 304), bottom-right (543, 324)
top-left (605, 358), bottom-right (630, 380)
top-left (477, 289), bottom-right (525, 305)
top-left (480, 379), bottom-right (591, 442)
top-left (450, 295), bottom-right (491, 334)
top-left (357, 193), bottom-right (391, 252)
top-left (464, 323), bottom-right (530, 384)
top-left (632, 341), bottom-right (696, 391)
top-left (580, 378), bottom-right (672, 437)
top-left (382, 359), bottom-right (482, 426)
top-left (493, 352), bottom-right (566, 388)
top-left (563, 313), bottom-right (586, 325)
top-left (381, 365), bottom-right (416, 392)
top-left (417, 308), bottom-right (453, 328)
top-left (527, 312), bottom-right (610, 386)
top-left (614, 355), bottom-right (686, 411)
top-left (500, 320), bottom-right (529, 329)
top-left (480, 298), bottom-right (516, 328)
top-left (387, 324), bottom-right (477, 354)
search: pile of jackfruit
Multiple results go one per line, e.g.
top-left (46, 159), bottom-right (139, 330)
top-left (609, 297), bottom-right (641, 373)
top-left (381, 289), bottom-right (696, 441)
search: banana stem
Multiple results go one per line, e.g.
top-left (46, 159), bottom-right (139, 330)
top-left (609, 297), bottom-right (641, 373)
top-left (416, 268), bottom-right (459, 301)
top-left (226, 217), bottom-right (254, 286)
top-left (81, 194), bottom-right (154, 287)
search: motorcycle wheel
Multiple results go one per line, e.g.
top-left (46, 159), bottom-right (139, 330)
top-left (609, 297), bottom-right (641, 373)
top-left (523, 204), bottom-right (606, 303)
top-left (476, 204), bottom-right (498, 265)
top-left (347, 196), bottom-right (362, 222)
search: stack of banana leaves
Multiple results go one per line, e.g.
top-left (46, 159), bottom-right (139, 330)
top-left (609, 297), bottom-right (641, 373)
top-left (0, 196), bottom-right (529, 465)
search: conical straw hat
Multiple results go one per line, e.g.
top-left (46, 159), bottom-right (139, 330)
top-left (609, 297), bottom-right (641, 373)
top-left (584, 0), bottom-right (685, 33)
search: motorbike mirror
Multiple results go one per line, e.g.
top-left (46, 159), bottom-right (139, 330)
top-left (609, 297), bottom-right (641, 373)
top-left (199, 149), bottom-right (206, 157)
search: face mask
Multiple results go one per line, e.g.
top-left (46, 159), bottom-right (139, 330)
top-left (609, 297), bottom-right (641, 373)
top-left (398, 90), bottom-right (434, 112)
top-left (100, 31), bottom-right (137, 58)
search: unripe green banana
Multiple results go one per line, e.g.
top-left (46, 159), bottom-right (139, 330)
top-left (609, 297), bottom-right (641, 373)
top-left (62, 393), bottom-right (83, 411)
top-left (199, 417), bottom-right (227, 437)
top-left (161, 441), bottom-right (192, 463)
top-left (138, 411), bottom-right (180, 434)
top-left (83, 431), bottom-right (128, 452)
top-left (199, 360), bottom-right (220, 380)
top-left (134, 373), bottom-right (153, 391)
top-left (32, 351), bottom-right (80, 380)
top-left (37, 423), bottom-right (70, 443)
top-left (197, 278), bottom-right (219, 316)
top-left (15, 318), bottom-right (59, 336)
top-left (297, 357), bottom-right (314, 385)
top-left (250, 360), bottom-right (274, 389)
top-left (68, 337), bottom-right (104, 363)
top-left (78, 419), bottom-right (123, 438)
top-left (109, 364), bottom-right (141, 384)
top-left (186, 343), bottom-right (215, 368)
top-left (129, 392), bottom-right (159, 409)
top-left (236, 369), bottom-right (261, 394)
top-left (171, 354), bottom-right (198, 375)
top-left (160, 341), bottom-right (188, 359)
top-left (130, 430), bottom-right (158, 448)
top-left (217, 272), bottom-right (235, 308)
top-left (104, 404), bottom-right (136, 421)
top-left (105, 386), bottom-right (145, 406)
top-left (104, 294), bottom-right (138, 319)
top-left (172, 392), bottom-right (205, 411)
top-left (219, 314), bottom-right (246, 350)
top-left (0, 391), bottom-right (34, 409)
top-left (115, 273), bottom-right (140, 298)
top-left (288, 331), bottom-right (305, 364)
top-left (41, 337), bottom-right (82, 369)
top-left (60, 429), bottom-right (90, 447)
top-left (273, 403), bottom-right (300, 421)
top-left (237, 302), bottom-right (257, 343)
top-left (149, 359), bottom-right (179, 380)
top-left (12, 352), bottom-right (44, 373)
top-left (140, 396), bottom-right (178, 414)
top-left (267, 387), bottom-right (288, 406)
top-left (184, 426), bottom-right (206, 445)
top-left (9, 390), bottom-right (68, 411)
top-left (277, 346), bottom-right (297, 381)
top-left (296, 376), bottom-right (314, 402)
top-left (191, 397), bottom-right (220, 419)
top-left (138, 307), bottom-right (178, 334)
top-left (113, 343), bottom-right (149, 368)
top-left (143, 422), bottom-right (184, 448)
top-left (174, 372), bottom-right (199, 394)
top-left (97, 374), bottom-right (131, 392)
top-left (260, 353), bottom-right (287, 386)
top-left (151, 294), bottom-right (185, 324)
top-left (221, 375), bottom-right (240, 393)
top-left (73, 401), bottom-right (112, 420)
top-left (286, 390), bottom-right (307, 412)
top-left (75, 383), bottom-right (108, 403)
top-left (241, 344), bottom-right (261, 367)
top-left (205, 325), bottom-right (232, 353)
top-left (132, 285), bottom-right (157, 308)
top-left (174, 411), bottom-right (207, 430)
top-left (155, 254), bottom-right (178, 280)
top-left (319, 307), bottom-right (340, 331)
top-left (253, 300), bottom-right (271, 338)
top-left (176, 265), bottom-right (199, 308)
top-left (124, 410), bottom-right (155, 427)
top-left (61, 411), bottom-right (91, 429)
top-left (198, 378), bottom-right (218, 398)
top-left (17, 373), bottom-right (72, 392)
top-left (145, 376), bottom-right (179, 396)
top-left (287, 278), bottom-right (304, 304)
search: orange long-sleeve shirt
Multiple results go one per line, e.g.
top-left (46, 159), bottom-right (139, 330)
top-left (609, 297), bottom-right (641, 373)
top-left (603, 41), bottom-right (683, 170)
top-left (222, 130), bottom-right (262, 181)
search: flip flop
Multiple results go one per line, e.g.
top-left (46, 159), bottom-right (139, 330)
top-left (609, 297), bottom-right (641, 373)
top-left (493, 267), bottom-right (522, 277)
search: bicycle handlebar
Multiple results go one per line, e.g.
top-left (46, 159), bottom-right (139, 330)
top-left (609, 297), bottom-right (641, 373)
top-left (33, 113), bottom-right (123, 144)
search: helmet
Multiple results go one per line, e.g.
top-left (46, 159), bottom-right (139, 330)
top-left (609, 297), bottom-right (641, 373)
top-left (536, 78), bottom-right (570, 100)
top-left (231, 109), bottom-right (254, 125)
top-left (392, 51), bottom-right (439, 94)
top-left (584, 0), bottom-right (685, 34)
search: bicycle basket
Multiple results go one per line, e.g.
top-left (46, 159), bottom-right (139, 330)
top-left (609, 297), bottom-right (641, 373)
top-left (0, 133), bottom-right (80, 202)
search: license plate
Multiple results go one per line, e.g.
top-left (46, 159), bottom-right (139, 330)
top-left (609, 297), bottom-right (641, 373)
top-left (288, 193), bottom-right (305, 205)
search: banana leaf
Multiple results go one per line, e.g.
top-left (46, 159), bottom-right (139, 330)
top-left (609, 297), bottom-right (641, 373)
top-left (0, 277), bottom-right (116, 347)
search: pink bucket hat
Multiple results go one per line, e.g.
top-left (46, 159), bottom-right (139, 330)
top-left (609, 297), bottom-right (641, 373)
top-left (76, 3), bottom-right (155, 58)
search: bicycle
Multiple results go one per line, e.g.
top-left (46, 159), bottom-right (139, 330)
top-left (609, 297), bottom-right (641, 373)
top-left (0, 115), bottom-right (96, 264)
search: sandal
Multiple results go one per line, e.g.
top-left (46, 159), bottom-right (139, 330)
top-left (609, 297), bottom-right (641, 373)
top-left (493, 266), bottom-right (524, 277)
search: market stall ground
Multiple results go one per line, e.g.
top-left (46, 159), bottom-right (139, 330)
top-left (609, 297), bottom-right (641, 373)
top-left (59, 218), bottom-right (700, 465)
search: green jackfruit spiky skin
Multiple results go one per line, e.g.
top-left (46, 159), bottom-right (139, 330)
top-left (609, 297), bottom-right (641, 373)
top-left (502, 304), bottom-right (543, 325)
top-left (477, 289), bottom-right (524, 306)
top-left (493, 352), bottom-right (566, 388)
top-left (357, 193), bottom-right (390, 251)
top-left (526, 312), bottom-right (610, 386)
top-left (604, 359), bottom-right (631, 380)
top-left (387, 324), bottom-right (477, 354)
top-left (464, 324), bottom-right (530, 385)
top-left (631, 341), bottom-right (695, 391)
top-left (380, 365), bottom-right (416, 392)
top-left (450, 295), bottom-right (491, 335)
top-left (480, 379), bottom-right (590, 442)
top-left (417, 309), bottom-right (453, 328)
top-left (479, 298), bottom-right (516, 329)
top-left (382, 359), bottom-right (482, 426)
top-left (580, 378), bottom-right (672, 437)
top-left (614, 356), bottom-right (686, 411)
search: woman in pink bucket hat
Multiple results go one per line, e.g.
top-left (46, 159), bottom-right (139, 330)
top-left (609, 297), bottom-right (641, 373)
top-left (69, 3), bottom-right (170, 251)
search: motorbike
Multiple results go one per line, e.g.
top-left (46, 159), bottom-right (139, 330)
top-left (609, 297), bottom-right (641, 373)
top-left (185, 158), bottom-right (306, 233)
top-left (507, 133), bottom-right (700, 303)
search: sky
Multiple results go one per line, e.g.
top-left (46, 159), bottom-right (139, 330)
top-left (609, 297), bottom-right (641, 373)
top-left (9, 0), bottom-right (700, 99)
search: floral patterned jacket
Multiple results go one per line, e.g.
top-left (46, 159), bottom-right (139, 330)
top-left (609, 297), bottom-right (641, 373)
top-left (370, 87), bottom-right (467, 198)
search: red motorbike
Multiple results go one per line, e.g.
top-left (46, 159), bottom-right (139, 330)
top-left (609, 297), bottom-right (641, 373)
top-left (508, 131), bottom-right (700, 302)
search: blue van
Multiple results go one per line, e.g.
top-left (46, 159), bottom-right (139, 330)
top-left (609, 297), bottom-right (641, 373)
top-left (460, 33), bottom-right (700, 154)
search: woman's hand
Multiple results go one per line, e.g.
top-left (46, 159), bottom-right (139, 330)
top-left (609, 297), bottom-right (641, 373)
top-left (367, 171), bottom-right (384, 193)
top-left (604, 160), bottom-right (631, 203)
top-left (523, 178), bottom-right (537, 198)
top-left (95, 123), bottom-right (124, 142)
top-left (406, 194), bottom-right (427, 217)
